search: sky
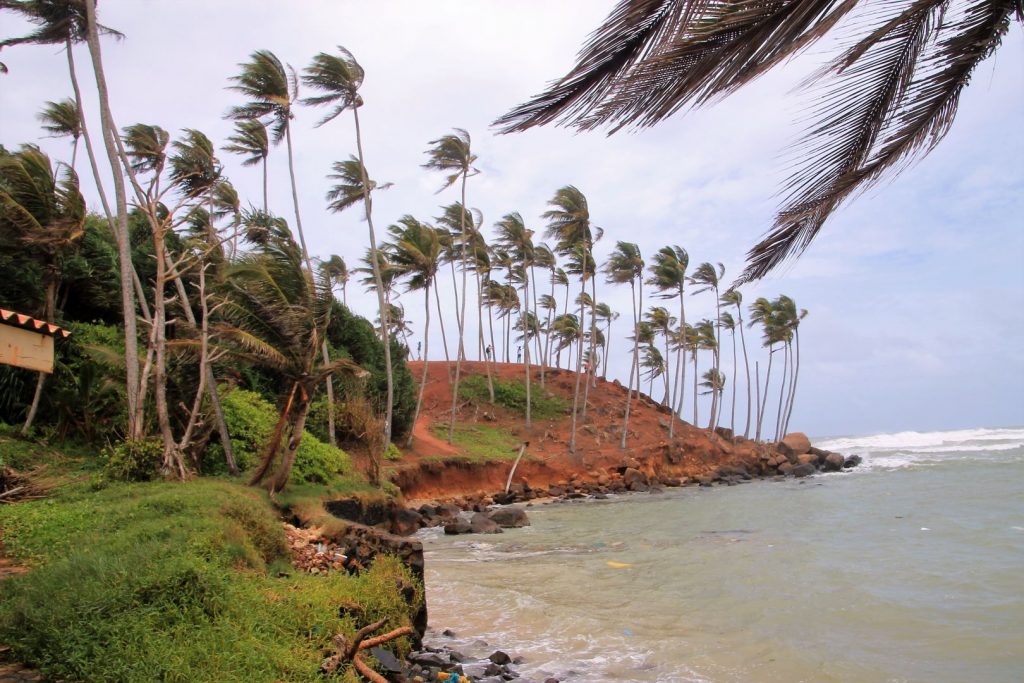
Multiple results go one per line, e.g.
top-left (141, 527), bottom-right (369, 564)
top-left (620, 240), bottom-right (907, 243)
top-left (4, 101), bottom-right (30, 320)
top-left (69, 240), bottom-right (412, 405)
top-left (1, 1), bottom-right (1021, 438)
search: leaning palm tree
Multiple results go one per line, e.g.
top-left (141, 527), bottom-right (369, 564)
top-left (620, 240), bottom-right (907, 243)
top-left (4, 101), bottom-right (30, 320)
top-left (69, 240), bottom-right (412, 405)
top-left (223, 118), bottom-right (270, 211)
top-left (37, 98), bottom-right (82, 168)
top-left (423, 129), bottom-right (478, 444)
top-left (749, 297), bottom-right (779, 441)
top-left (593, 302), bottom-right (618, 380)
top-left (0, 145), bottom-right (85, 435)
top-left (543, 185), bottom-right (598, 454)
top-left (495, 0), bottom-right (1021, 283)
top-left (321, 254), bottom-right (350, 306)
top-left (227, 49), bottom-right (311, 272)
top-left (721, 288), bottom-right (752, 438)
top-left (222, 221), bottom-right (361, 493)
top-left (602, 240), bottom-right (644, 449)
top-left (645, 306), bottom-right (676, 406)
top-left (647, 245), bottom-right (689, 437)
top-left (386, 216), bottom-right (441, 447)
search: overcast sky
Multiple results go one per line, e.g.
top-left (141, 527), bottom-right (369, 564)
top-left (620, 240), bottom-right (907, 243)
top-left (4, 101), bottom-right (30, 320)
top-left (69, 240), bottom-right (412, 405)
top-left (2, 1), bottom-right (1021, 438)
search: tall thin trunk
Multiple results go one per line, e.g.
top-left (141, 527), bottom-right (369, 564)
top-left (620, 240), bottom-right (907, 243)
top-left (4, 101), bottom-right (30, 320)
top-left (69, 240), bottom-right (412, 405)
top-left (433, 282), bottom-right (451, 369)
top-left (569, 273), bottom-right (586, 454)
top-left (620, 278), bottom-right (639, 449)
top-left (774, 343), bottom-right (789, 442)
top-left (70, 137), bottom-right (79, 170)
top-left (730, 328), bottom-right (738, 435)
top-left (757, 348), bottom-right (774, 442)
top-left (692, 350), bottom-right (699, 426)
top-left (486, 290), bottom-right (497, 375)
top-left (261, 154), bottom-right (268, 212)
top-left (662, 327), bottom-right (671, 406)
top-left (784, 327), bottom-right (802, 436)
top-left (407, 284), bottom-right (431, 448)
top-left (83, 1), bottom-right (142, 440)
top-left (581, 275), bottom-right (597, 421)
top-left (522, 273), bottom-right (532, 432)
top-left (178, 265), bottom-right (210, 455)
top-left (151, 220), bottom-right (182, 475)
top-left (754, 361), bottom-right (762, 441)
top-left (531, 264), bottom-right (545, 386)
top-left (476, 268), bottom-right (494, 402)
top-left (447, 170), bottom-right (469, 444)
top-left (737, 306), bottom-right (752, 439)
top-left (670, 289), bottom-right (685, 437)
top-left (353, 108), bottom-right (393, 448)
top-left (21, 279), bottom-right (56, 435)
top-left (602, 317), bottom-right (611, 380)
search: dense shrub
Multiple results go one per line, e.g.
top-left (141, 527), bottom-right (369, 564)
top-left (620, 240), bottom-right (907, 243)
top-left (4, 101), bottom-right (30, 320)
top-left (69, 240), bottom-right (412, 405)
top-left (103, 438), bottom-right (164, 482)
top-left (205, 389), bottom-right (351, 484)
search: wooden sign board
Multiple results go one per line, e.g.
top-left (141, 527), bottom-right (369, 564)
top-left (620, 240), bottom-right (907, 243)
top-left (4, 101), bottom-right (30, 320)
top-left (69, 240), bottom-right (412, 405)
top-left (0, 324), bottom-right (55, 373)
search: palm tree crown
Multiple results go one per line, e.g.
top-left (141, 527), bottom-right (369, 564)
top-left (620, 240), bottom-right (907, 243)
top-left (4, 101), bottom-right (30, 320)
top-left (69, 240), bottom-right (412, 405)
top-left (226, 49), bottom-right (295, 143)
top-left (223, 119), bottom-right (269, 167)
top-left (301, 47), bottom-right (365, 126)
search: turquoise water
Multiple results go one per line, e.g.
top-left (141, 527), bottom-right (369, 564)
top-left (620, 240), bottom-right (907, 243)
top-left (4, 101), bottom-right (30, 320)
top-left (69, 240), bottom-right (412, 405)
top-left (420, 428), bottom-right (1024, 682)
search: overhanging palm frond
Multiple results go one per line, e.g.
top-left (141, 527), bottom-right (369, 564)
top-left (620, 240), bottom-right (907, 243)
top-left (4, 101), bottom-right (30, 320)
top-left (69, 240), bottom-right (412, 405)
top-left (0, 0), bottom-right (123, 48)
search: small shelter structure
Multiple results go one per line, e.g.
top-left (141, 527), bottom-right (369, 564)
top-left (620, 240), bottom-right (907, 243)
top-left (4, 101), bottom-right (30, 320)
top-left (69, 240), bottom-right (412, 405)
top-left (0, 309), bottom-right (70, 374)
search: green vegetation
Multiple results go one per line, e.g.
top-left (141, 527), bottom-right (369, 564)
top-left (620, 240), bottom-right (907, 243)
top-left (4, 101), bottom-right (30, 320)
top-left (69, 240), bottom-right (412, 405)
top-left (460, 375), bottom-right (568, 421)
top-left (429, 422), bottom-right (523, 463)
top-left (0, 479), bottom-right (421, 682)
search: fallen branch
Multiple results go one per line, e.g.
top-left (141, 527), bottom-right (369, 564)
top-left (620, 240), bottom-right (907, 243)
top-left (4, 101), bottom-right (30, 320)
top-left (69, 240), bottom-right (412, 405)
top-left (321, 617), bottom-right (415, 680)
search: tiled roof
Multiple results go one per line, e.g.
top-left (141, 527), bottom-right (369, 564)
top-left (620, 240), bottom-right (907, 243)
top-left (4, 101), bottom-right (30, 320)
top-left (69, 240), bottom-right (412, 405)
top-left (0, 309), bottom-right (71, 337)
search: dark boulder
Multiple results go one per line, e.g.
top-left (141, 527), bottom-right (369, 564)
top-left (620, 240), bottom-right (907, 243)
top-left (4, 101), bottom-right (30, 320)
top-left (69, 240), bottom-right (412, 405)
top-left (792, 463), bottom-right (816, 478)
top-left (844, 454), bottom-right (863, 468)
top-left (443, 519), bottom-right (472, 535)
top-left (489, 651), bottom-right (512, 665)
top-left (822, 452), bottom-right (845, 472)
top-left (390, 507), bottom-right (425, 536)
top-left (622, 467), bottom-right (648, 491)
top-left (470, 512), bottom-right (503, 534)
top-left (487, 506), bottom-right (531, 528)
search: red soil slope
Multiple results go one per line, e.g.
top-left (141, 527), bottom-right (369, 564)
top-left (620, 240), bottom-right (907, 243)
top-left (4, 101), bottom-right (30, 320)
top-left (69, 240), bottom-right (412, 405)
top-left (394, 361), bottom-right (770, 501)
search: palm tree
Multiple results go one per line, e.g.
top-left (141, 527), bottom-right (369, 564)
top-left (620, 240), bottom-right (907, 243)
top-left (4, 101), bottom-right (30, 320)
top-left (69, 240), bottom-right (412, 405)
top-left (221, 221), bottom-right (361, 493)
top-left (495, 0), bottom-right (1021, 282)
top-left (749, 297), bottom-right (781, 441)
top-left (386, 216), bottom-right (441, 447)
top-left (0, 145), bottom-right (85, 435)
top-left (550, 313), bottom-right (581, 366)
top-left (223, 119), bottom-right (270, 211)
top-left (37, 98), bottom-right (82, 168)
top-left (495, 211), bottom-right (537, 430)
top-left (645, 306), bottom-right (675, 405)
top-left (721, 288), bottom-right (752, 438)
top-left (602, 241), bottom-right (644, 449)
top-left (690, 262), bottom-right (725, 430)
top-left (641, 343), bottom-right (666, 397)
top-left (423, 129), bottom-right (478, 444)
top-left (543, 185), bottom-right (599, 454)
top-left (532, 242), bottom-right (556, 384)
top-left (693, 319), bottom-right (717, 427)
top-left (647, 245), bottom-right (689, 437)
top-left (784, 305), bottom-right (808, 436)
top-left (593, 302), bottom-right (618, 380)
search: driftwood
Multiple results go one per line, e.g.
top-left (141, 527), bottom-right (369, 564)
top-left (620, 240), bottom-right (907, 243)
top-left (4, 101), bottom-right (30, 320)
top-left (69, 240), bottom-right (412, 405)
top-left (321, 617), bottom-right (415, 681)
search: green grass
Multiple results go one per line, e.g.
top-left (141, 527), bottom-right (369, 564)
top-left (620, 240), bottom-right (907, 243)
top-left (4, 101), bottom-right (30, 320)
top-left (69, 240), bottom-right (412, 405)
top-left (0, 479), bottom-right (421, 682)
top-left (428, 422), bottom-right (525, 463)
top-left (459, 375), bottom-right (569, 421)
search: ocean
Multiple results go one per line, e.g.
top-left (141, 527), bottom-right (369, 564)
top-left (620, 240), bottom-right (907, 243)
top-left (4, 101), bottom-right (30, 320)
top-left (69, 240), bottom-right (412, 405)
top-left (418, 427), bottom-right (1024, 682)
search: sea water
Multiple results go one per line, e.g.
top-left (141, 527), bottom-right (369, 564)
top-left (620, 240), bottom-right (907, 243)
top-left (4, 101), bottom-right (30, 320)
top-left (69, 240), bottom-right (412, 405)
top-left (418, 427), bottom-right (1024, 682)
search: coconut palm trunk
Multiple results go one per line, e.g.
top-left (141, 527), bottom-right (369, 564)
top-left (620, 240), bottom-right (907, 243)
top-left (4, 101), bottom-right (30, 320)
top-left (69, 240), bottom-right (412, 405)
top-left (352, 108), bottom-right (394, 446)
top-left (433, 281), bottom-right (451, 368)
top-left (670, 296), bottom-right (686, 437)
top-left (757, 347), bottom-right (774, 441)
top-left (476, 268), bottom-right (495, 402)
top-left (83, 0), bottom-right (143, 440)
top-left (736, 306), bottom-right (752, 439)
top-left (407, 283), bottom-right (432, 447)
top-left (20, 279), bottom-right (57, 435)
top-left (447, 174), bottom-right (470, 444)
top-left (522, 273), bottom-right (532, 431)
top-left (775, 340), bottom-right (791, 441)
top-left (620, 278), bottom-right (640, 449)
top-left (569, 272), bottom-right (587, 454)
top-left (730, 326), bottom-right (738, 434)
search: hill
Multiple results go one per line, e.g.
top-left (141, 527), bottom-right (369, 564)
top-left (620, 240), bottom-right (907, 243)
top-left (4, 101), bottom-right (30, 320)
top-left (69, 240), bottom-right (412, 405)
top-left (390, 361), bottom-right (791, 501)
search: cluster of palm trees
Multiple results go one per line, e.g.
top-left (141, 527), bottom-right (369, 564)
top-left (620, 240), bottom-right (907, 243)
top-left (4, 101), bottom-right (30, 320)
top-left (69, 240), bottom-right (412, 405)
top-left (2, 1), bottom-right (815, 495)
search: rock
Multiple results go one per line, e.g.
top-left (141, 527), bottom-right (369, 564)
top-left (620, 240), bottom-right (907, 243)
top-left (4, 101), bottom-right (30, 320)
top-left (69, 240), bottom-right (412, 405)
top-left (844, 454), bottom-right (863, 468)
top-left (822, 452), bottom-right (845, 472)
top-left (792, 463), bottom-right (816, 477)
top-left (662, 477), bottom-right (683, 487)
top-left (492, 491), bottom-right (517, 505)
top-left (443, 519), bottom-right (472, 535)
top-left (408, 651), bottom-right (448, 667)
top-left (796, 453), bottom-right (818, 467)
top-left (778, 462), bottom-right (795, 476)
top-left (390, 508), bottom-right (425, 536)
top-left (714, 426), bottom-right (734, 440)
top-left (489, 650), bottom-right (512, 665)
top-left (622, 467), bottom-right (648, 491)
top-left (779, 432), bottom-right (812, 456)
top-left (470, 512), bottom-right (503, 534)
top-left (547, 485), bottom-right (565, 497)
top-left (368, 646), bottom-right (403, 673)
top-left (487, 506), bottom-right (531, 528)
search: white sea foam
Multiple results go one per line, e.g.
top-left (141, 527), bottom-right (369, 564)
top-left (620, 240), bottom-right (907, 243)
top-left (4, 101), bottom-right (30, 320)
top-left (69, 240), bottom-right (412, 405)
top-left (816, 427), bottom-right (1024, 470)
